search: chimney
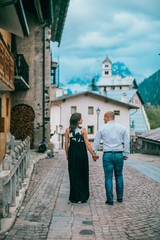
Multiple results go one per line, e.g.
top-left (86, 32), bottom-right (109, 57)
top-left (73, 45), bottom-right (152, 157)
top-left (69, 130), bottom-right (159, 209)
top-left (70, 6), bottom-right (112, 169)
top-left (63, 89), bottom-right (68, 95)
top-left (116, 74), bottom-right (122, 80)
top-left (50, 84), bottom-right (56, 101)
top-left (56, 87), bottom-right (63, 98)
top-left (121, 93), bottom-right (127, 103)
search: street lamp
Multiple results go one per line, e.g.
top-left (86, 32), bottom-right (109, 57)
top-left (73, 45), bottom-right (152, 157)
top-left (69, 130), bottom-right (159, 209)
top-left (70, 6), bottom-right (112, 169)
top-left (96, 107), bottom-right (101, 130)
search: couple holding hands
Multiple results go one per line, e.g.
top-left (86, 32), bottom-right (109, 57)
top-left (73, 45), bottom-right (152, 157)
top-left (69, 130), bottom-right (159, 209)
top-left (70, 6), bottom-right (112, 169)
top-left (65, 111), bottom-right (130, 205)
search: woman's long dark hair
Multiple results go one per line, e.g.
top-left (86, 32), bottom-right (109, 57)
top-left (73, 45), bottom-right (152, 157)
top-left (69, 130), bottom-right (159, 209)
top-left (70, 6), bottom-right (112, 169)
top-left (70, 113), bottom-right (81, 130)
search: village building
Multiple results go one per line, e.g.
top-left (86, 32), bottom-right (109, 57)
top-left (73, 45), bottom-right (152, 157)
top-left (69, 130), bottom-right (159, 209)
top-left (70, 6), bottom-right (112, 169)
top-left (97, 56), bottom-right (150, 136)
top-left (0, 0), bottom-right (70, 162)
top-left (50, 91), bottom-right (138, 149)
top-left (137, 128), bottom-right (160, 156)
top-left (50, 55), bottom-right (150, 149)
top-left (0, 29), bottom-right (14, 163)
top-left (106, 90), bottom-right (150, 135)
top-left (0, 0), bottom-right (70, 232)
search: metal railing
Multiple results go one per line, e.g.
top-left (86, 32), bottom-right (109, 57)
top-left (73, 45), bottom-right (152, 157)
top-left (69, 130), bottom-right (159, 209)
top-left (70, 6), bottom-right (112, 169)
top-left (14, 54), bottom-right (29, 85)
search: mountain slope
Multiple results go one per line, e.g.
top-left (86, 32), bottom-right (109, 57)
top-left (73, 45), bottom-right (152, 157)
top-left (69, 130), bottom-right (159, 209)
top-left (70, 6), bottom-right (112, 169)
top-left (112, 62), bottom-right (132, 77)
top-left (66, 62), bottom-right (133, 89)
top-left (138, 69), bottom-right (160, 106)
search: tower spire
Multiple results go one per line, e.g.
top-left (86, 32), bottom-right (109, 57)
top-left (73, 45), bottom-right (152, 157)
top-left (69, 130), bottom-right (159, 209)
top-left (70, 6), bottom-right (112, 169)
top-left (102, 55), bottom-right (112, 78)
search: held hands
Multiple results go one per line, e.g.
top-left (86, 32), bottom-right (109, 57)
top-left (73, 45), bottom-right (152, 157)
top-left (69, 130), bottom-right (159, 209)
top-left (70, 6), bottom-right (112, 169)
top-left (124, 156), bottom-right (128, 160)
top-left (92, 154), bottom-right (99, 162)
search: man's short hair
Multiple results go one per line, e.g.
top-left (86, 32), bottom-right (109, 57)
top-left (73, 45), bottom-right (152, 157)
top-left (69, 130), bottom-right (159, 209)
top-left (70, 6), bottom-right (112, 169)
top-left (105, 111), bottom-right (115, 120)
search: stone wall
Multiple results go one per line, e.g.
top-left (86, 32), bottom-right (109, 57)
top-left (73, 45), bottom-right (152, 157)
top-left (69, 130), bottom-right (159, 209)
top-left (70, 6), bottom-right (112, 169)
top-left (11, 11), bottom-right (52, 148)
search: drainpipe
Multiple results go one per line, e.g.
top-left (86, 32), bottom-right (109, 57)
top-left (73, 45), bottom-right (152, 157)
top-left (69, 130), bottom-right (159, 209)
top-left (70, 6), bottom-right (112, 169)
top-left (42, 0), bottom-right (53, 148)
top-left (42, 25), bottom-right (46, 143)
top-left (39, 24), bottom-right (50, 152)
top-left (130, 109), bottom-right (138, 125)
top-left (130, 109), bottom-right (138, 149)
top-left (42, 0), bottom-right (54, 144)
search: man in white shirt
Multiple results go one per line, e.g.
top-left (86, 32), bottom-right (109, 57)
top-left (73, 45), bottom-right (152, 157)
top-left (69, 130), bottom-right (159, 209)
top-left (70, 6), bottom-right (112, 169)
top-left (93, 111), bottom-right (130, 205)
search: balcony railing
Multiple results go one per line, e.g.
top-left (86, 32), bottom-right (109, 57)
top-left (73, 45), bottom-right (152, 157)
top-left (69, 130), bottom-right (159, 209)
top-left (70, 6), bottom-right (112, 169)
top-left (14, 54), bottom-right (29, 90)
top-left (0, 33), bottom-right (14, 91)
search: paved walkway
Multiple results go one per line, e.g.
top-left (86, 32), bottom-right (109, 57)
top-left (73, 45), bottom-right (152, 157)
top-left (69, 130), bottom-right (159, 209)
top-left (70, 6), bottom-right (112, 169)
top-left (127, 154), bottom-right (160, 183)
top-left (3, 151), bottom-right (160, 240)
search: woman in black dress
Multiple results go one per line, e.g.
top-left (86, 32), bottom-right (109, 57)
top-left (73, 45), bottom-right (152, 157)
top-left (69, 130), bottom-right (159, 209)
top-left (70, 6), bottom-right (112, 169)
top-left (65, 113), bottom-right (98, 203)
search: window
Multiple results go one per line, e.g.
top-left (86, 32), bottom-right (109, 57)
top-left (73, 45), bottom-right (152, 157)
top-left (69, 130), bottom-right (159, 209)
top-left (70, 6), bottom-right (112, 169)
top-left (71, 106), bottom-right (77, 114)
top-left (105, 64), bottom-right (109, 67)
top-left (88, 106), bottom-right (94, 115)
top-left (114, 110), bottom-right (120, 116)
top-left (88, 126), bottom-right (94, 134)
top-left (110, 86), bottom-right (115, 90)
top-left (0, 117), bottom-right (5, 133)
top-left (104, 87), bottom-right (106, 92)
top-left (120, 86), bottom-right (122, 89)
top-left (6, 98), bottom-right (9, 116)
top-left (105, 71), bottom-right (109, 75)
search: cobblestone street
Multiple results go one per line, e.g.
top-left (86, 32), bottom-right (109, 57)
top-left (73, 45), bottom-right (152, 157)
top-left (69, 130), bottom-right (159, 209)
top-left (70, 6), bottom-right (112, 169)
top-left (3, 151), bottom-right (160, 240)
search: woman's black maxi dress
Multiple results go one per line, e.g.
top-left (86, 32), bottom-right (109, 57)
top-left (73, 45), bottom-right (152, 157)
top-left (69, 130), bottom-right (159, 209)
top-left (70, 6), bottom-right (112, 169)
top-left (68, 127), bottom-right (89, 203)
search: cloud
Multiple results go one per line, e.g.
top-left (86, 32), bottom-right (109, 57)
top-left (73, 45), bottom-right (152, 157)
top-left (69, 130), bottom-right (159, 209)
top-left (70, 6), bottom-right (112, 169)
top-left (52, 0), bottom-right (160, 84)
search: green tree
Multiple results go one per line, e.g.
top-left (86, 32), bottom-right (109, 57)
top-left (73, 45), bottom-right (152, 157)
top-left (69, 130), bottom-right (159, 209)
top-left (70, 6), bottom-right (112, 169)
top-left (139, 69), bottom-right (160, 106)
top-left (90, 77), bottom-right (97, 91)
top-left (145, 105), bottom-right (160, 129)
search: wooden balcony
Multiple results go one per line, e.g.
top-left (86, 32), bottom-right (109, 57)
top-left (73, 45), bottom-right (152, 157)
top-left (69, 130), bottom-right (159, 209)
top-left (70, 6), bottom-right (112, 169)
top-left (0, 33), bottom-right (14, 91)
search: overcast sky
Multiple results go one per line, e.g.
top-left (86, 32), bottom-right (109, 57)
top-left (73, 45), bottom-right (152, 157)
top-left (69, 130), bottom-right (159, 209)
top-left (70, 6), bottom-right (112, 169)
top-left (51, 0), bottom-right (160, 84)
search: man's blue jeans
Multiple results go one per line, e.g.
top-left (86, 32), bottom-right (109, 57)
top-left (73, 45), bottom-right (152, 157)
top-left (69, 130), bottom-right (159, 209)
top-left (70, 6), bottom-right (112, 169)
top-left (103, 152), bottom-right (124, 202)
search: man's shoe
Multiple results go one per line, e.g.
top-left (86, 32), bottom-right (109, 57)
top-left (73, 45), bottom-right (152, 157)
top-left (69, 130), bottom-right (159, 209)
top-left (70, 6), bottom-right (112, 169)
top-left (117, 199), bottom-right (123, 203)
top-left (106, 201), bottom-right (113, 205)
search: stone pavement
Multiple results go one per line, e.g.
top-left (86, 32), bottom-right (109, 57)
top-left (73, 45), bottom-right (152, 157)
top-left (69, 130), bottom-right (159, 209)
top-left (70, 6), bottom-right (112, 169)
top-left (127, 154), bottom-right (160, 183)
top-left (3, 151), bottom-right (160, 240)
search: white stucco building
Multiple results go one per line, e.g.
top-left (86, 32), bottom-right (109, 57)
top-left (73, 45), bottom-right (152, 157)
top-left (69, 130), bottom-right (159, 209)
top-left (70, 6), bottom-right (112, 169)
top-left (50, 91), bottom-right (138, 149)
top-left (106, 90), bottom-right (150, 134)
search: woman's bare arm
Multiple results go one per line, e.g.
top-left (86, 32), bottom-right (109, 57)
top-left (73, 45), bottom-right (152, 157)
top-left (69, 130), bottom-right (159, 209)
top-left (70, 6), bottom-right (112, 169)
top-left (82, 128), bottom-right (98, 160)
top-left (65, 128), bottom-right (69, 160)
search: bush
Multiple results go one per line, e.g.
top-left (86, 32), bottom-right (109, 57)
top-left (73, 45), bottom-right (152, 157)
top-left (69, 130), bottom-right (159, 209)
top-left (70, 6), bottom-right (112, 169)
top-left (145, 106), bottom-right (160, 129)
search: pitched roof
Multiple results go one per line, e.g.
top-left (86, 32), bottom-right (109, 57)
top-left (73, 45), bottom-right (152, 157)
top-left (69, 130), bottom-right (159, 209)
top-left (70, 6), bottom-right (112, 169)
top-left (106, 89), bottom-right (137, 103)
top-left (130, 110), bottom-right (148, 133)
top-left (103, 56), bottom-right (112, 64)
top-left (137, 128), bottom-right (160, 142)
top-left (97, 76), bottom-right (134, 87)
top-left (51, 0), bottom-right (70, 45)
top-left (94, 89), bottom-right (144, 104)
top-left (54, 91), bottom-right (138, 109)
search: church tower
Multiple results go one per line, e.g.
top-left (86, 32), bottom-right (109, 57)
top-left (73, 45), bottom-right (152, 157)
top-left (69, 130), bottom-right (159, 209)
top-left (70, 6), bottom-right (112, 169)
top-left (102, 56), bottom-right (112, 78)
